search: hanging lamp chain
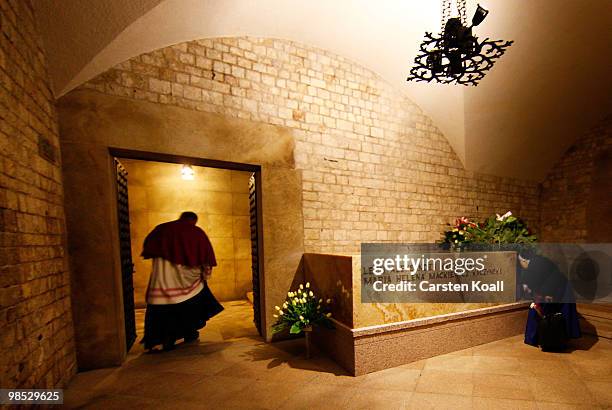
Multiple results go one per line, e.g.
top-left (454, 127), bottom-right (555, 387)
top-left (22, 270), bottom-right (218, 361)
top-left (440, 0), bottom-right (451, 32)
top-left (441, 0), bottom-right (468, 31)
top-left (458, 0), bottom-right (467, 25)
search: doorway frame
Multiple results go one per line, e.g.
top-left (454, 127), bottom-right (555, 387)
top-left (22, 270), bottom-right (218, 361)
top-left (109, 147), bottom-right (266, 342)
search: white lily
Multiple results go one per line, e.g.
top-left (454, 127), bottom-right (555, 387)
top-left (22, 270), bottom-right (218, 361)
top-left (496, 211), bottom-right (512, 221)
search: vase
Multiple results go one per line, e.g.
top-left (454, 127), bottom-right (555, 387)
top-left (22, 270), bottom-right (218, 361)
top-left (303, 326), bottom-right (313, 359)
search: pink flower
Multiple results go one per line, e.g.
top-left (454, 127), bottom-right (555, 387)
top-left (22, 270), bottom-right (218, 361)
top-left (455, 216), bottom-right (476, 228)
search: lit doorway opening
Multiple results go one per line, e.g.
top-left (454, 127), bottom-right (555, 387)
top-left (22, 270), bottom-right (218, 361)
top-left (111, 149), bottom-right (263, 355)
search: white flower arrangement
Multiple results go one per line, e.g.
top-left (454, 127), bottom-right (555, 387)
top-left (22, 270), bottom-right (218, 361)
top-left (272, 282), bottom-right (334, 334)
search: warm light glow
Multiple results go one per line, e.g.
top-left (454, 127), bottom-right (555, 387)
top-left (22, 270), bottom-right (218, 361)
top-left (181, 165), bottom-right (195, 180)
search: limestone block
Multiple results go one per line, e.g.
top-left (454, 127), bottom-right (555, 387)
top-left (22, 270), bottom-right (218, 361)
top-left (207, 214), bottom-right (234, 238)
top-left (232, 216), bottom-right (251, 238)
top-left (230, 171), bottom-right (251, 193)
top-left (127, 186), bottom-right (148, 212)
top-left (211, 237), bottom-right (234, 259)
top-left (233, 238), bottom-right (252, 259)
top-left (232, 193), bottom-right (249, 216)
top-left (200, 191), bottom-right (231, 215)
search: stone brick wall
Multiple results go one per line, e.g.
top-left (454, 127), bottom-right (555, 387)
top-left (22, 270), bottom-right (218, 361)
top-left (81, 37), bottom-right (540, 253)
top-left (0, 0), bottom-right (76, 388)
top-left (540, 115), bottom-right (612, 242)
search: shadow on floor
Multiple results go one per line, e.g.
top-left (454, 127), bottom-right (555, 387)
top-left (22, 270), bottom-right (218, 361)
top-left (240, 338), bottom-right (350, 376)
top-left (563, 333), bottom-right (599, 352)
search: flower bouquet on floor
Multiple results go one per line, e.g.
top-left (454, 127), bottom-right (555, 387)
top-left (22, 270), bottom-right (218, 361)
top-left (272, 282), bottom-right (334, 358)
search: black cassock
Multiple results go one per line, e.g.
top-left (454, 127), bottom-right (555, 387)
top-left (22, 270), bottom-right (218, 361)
top-left (142, 282), bottom-right (224, 350)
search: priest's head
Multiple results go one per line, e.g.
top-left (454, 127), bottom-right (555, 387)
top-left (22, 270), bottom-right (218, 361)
top-left (179, 211), bottom-right (198, 225)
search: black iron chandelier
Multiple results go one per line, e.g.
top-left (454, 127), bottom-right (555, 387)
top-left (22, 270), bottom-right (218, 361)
top-left (407, 1), bottom-right (513, 86)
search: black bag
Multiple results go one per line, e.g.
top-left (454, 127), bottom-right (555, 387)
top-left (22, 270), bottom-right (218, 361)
top-left (538, 312), bottom-right (567, 351)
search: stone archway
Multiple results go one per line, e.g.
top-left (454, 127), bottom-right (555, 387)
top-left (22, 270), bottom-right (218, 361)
top-left (58, 90), bottom-right (304, 369)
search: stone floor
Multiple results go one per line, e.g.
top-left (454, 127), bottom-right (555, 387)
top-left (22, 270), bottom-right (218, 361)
top-left (64, 301), bottom-right (612, 409)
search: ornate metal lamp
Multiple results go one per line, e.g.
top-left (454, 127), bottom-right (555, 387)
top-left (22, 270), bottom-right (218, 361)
top-left (407, 1), bottom-right (513, 86)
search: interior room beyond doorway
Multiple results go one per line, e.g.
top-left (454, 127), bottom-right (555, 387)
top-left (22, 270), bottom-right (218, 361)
top-left (120, 158), bottom-right (257, 345)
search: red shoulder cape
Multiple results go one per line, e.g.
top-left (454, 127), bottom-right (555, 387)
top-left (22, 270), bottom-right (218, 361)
top-left (141, 220), bottom-right (217, 267)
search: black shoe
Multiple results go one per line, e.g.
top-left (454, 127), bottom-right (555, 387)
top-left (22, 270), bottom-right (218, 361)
top-left (162, 343), bottom-right (176, 351)
top-left (162, 337), bottom-right (176, 351)
top-left (184, 331), bottom-right (199, 343)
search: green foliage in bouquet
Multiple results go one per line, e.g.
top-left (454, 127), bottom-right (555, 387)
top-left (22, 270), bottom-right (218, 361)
top-left (441, 211), bottom-right (536, 248)
top-left (470, 211), bottom-right (537, 245)
top-left (272, 282), bottom-right (334, 335)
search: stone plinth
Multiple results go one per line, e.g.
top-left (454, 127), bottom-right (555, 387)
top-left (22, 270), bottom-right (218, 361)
top-left (305, 253), bottom-right (528, 375)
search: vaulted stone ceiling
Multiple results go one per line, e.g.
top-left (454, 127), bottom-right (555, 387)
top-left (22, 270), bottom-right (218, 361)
top-left (34, 0), bottom-right (611, 180)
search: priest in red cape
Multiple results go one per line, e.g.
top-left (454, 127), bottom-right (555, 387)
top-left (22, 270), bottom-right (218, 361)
top-left (140, 211), bottom-right (224, 351)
